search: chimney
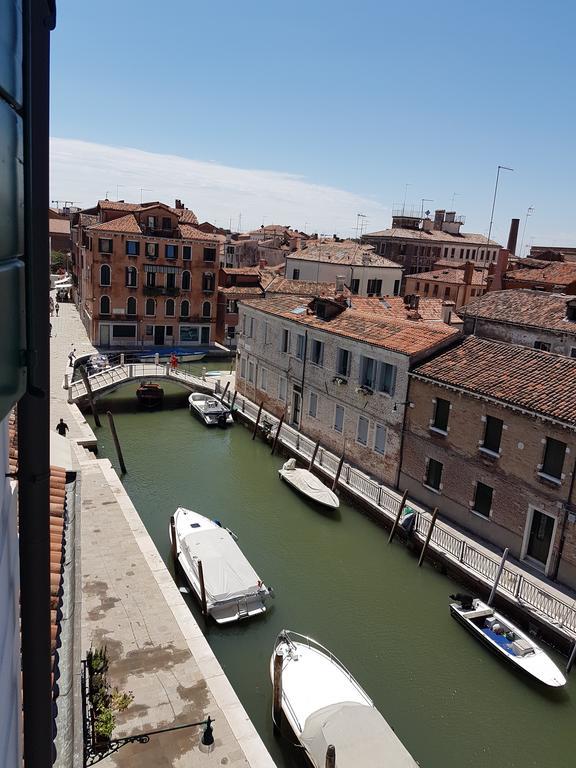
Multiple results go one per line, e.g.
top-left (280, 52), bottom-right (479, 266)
top-left (488, 248), bottom-right (509, 291)
top-left (421, 218), bottom-right (434, 232)
top-left (507, 218), bottom-right (520, 255)
top-left (175, 199), bottom-right (184, 209)
top-left (463, 261), bottom-right (474, 285)
top-left (335, 274), bottom-right (345, 294)
top-left (441, 301), bottom-right (455, 324)
top-left (433, 209), bottom-right (445, 230)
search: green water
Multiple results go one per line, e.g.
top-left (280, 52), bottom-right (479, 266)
top-left (88, 374), bottom-right (575, 767)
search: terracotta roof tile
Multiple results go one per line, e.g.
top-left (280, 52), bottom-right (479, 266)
top-left (460, 290), bottom-right (576, 334)
top-left (350, 296), bottom-right (451, 322)
top-left (288, 240), bottom-right (399, 268)
top-left (266, 277), bottom-right (350, 297)
top-left (412, 336), bottom-right (576, 425)
top-left (241, 295), bottom-right (460, 356)
top-left (87, 213), bottom-right (142, 234)
top-left (408, 267), bottom-right (486, 285)
top-left (505, 262), bottom-right (576, 287)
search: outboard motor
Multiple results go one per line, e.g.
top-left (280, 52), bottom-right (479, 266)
top-left (217, 413), bottom-right (228, 428)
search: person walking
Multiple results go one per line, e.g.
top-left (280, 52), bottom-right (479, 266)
top-left (55, 302), bottom-right (60, 316)
top-left (55, 418), bottom-right (69, 437)
top-left (170, 353), bottom-right (178, 370)
top-left (68, 348), bottom-right (76, 366)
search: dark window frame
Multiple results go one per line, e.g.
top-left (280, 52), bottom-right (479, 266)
top-left (472, 481), bottom-right (493, 517)
top-left (432, 398), bottom-right (450, 433)
top-left (482, 415), bottom-right (503, 455)
top-left (541, 437), bottom-right (566, 481)
top-left (425, 458), bottom-right (443, 491)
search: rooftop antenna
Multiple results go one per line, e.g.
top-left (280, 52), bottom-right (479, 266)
top-left (238, 212), bottom-right (242, 231)
top-left (402, 183), bottom-right (411, 213)
top-left (518, 206), bottom-right (534, 258)
top-left (139, 187), bottom-right (152, 204)
top-left (116, 184), bottom-right (124, 201)
top-left (420, 198), bottom-right (433, 219)
top-left (355, 213), bottom-right (366, 240)
top-left (450, 192), bottom-right (459, 208)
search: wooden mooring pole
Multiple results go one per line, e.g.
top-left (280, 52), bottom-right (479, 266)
top-left (272, 650), bottom-right (283, 729)
top-left (169, 515), bottom-right (177, 562)
top-left (308, 440), bottom-right (320, 471)
top-left (106, 411), bottom-right (127, 474)
top-left (198, 559), bottom-right (208, 616)
top-left (487, 548), bottom-right (509, 606)
top-left (230, 390), bottom-right (238, 411)
top-left (271, 414), bottom-right (285, 455)
top-left (325, 745), bottom-right (336, 768)
top-left (252, 402), bottom-right (264, 440)
top-left (219, 381), bottom-right (230, 403)
top-left (331, 451), bottom-right (346, 492)
top-left (566, 641), bottom-right (576, 675)
top-left (80, 365), bottom-right (101, 427)
top-left (388, 489), bottom-right (409, 544)
top-left (417, 507), bottom-right (439, 567)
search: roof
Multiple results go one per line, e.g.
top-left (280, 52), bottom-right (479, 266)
top-left (460, 290), bottom-right (576, 334)
top-left (219, 285), bottom-right (264, 296)
top-left (350, 296), bottom-right (451, 322)
top-left (241, 295), bottom-right (460, 356)
top-left (412, 336), bottom-right (576, 426)
top-left (266, 276), bottom-right (350, 297)
top-left (363, 227), bottom-right (500, 247)
top-left (49, 219), bottom-right (71, 236)
top-left (505, 261), bottom-right (576, 287)
top-left (96, 199), bottom-right (199, 224)
top-left (288, 241), bottom-right (400, 268)
top-left (407, 267), bottom-right (485, 286)
top-left (97, 200), bottom-right (141, 212)
top-left (87, 214), bottom-right (222, 242)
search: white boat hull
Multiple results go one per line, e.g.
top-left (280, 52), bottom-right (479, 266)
top-left (170, 507), bottom-right (270, 624)
top-left (278, 464), bottom-right (339, 509)
top-left (450, 598), bottom-right (566, 687)
top-left (188, 394), bottom-right (234, 427)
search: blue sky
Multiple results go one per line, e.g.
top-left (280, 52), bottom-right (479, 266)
top-left (50, 0), bottom-right (576, 245)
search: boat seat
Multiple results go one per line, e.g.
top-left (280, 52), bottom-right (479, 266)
top-left (464, 607), bottom-right (493, 620)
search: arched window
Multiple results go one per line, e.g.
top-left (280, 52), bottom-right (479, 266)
top-left (126, 297), bottom-right (137, 316)
top-left (180, 299), bottom-right (190, 318)
top-left (181, 270), bottom-right (191, 290)
top-left (165, 298), bottom-right (175, 317)
top-left (125, 266), bottom-right (137, 287)
top-left (202, 301), bottom-right (211, 318)
top-left (100, 295), bottom-right (110, 315)
top-left (145, 298), bottom-right (156, 316)
top-left (100, 264), bottom-right (111, 286)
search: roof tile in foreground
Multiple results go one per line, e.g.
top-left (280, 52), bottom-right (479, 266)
top-left (411, 336), bottom-right (576, 425)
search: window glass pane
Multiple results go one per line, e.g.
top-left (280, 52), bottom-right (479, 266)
top-left (183, 246), bottom-right (191, 260)
top-left (337, 348), bottom-right (350, 376)
top-left (473, 482), bottom-right (493, 516)
top-left (311, 339), bottom-right (323, 365)
top-left (542, 438), bottom-right (566, 479)
top-left (357, 416), bottom-right (368, 445)
top-left (260, 367), bottom-right (268, 391)
top-left (309, 391), bottom-right (317, 418)
top-left (360, 356), bottom-right (375, 388)
top-left (374, 424), bottom-right (386, 454)
top-left (433, 398), bottom-right (450, 431)
top-left (296, 334), bottom-right (305, 360)
top-left (377, 362), bottom-right (396, 394)
top-left (278, 377), bottom-right (287, 401)
top-left (483, 416), bottom-right (503, 453)
top-left (425, 458), bottom-right (443, 490)
top-left (281, 329), bottom-right (289, 353)
top-left (334, 405), bottom-right (344, 432)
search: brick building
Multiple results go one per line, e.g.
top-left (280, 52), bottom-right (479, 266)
top-left (404, 261), bottom-right (486, 308)
top-left (362, 208), bottom-right (501, 275)
top-left (235, 294), bottom-right (459, 487)
top-left (400, 337), bottom-right (576, 588)
top-left (71, 199), bottom-right (223, 347)
top-left (460, 289), bottom-right (576, 357)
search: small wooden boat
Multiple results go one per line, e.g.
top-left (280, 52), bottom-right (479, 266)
top-left (170, 507), bottom-right (272, 623)
top-left (449, 595), bottom-right (566, 687)
top-left (270, 630), bottom-right (419, 768)
top-left (278, 459), bottom-right (339, 509)
top-left (139, 347), bottom-right (206, 364)
top-left (188, 392), bottom-right (233, 427)
top-left (136, 381), bottom-right (164, 408)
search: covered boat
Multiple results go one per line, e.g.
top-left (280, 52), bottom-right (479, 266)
top-left (188, 392), bottom-right (233, 427)
top-left (449, 595), bottom-right (566, 687)
top-left (136, 381), bottom-right (164, 408)
top-left (270, 630), bottom-right (419, 768)
top-left (170, 507), bottom-right (272, 623)
top-left (139, 347), bottom-right (206, 364)
top-left (278, 459), bottom-right (339, 509)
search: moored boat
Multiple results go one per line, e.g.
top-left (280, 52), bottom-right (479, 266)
top-left (270, 630), bottom-right (419, 768)
top-left (188, 392), bottom-right (233, 427)
top-left (136, 381), bottom-right (164, 408)
top-left (449, 594), bottom-right (566, 687)
top-left (139, 347), bottom-right (206, 364)
top-left (278, 459), bottom-right (339, 509)
top-left (170, 507), bottom-right (272, 623)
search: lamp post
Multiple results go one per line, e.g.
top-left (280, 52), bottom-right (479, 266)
top-left (518, 206), bottom-right (534, 258)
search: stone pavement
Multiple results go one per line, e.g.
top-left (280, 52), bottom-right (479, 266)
top-left (50, 297), bottom-right (276, 767)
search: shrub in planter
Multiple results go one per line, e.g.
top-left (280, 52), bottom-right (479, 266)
top-left (87, 646), bottom-right (133, 746)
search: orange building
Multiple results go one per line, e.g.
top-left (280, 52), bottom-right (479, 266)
top-left (72, 200), bottom-right (224, 347)
top-left (404, 261), bottom-right (486, 308)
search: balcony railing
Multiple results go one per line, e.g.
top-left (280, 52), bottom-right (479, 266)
top-left (143, 286), bottom-right (180, 297)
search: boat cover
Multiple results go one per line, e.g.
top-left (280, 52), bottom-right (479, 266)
top-left (282, 468), bottom-right (338, 507)
top-left (300, 702), bottom-right (418, 768)
top-left (180, 527), bottom-right (260, 603)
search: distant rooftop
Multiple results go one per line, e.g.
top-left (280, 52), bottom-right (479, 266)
top-left (408, 267), bottom-right (486, 286)
top-left (505, 260), bottom-right (576, 287)
top-left (363, 227), bottom-right (500, 246)
top-left (287, 240), bottom-right (400, 268)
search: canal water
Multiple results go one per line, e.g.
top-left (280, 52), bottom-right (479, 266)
top-left (88, 372), bottom-right (575, 768)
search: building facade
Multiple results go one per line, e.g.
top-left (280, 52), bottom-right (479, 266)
top-left (284, 240), bottom-right (403, 297)
top-left (404, 262), bottom-right (486, 308)
top-left (362, 208), bottom-right (501, 275)
top-left (72, 200), bottom-right (223, 347)
top-left (400, 337), bottom-right (576, 588)
top-left (460, 290), bottom-right (576, 357)
top-left (235, 295), bottom-right (459, 487)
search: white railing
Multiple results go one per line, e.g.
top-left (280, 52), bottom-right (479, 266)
top-left (229, 391), bottom-right (576, 640)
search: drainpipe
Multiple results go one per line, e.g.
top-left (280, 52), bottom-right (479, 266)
top-left (394, 379), bottom-right (411, 490)
top-left (550, 452), bottom-right (576, 581)
top-left (299, 330), bottom-right (309, 428)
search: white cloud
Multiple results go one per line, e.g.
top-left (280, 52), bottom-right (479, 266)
top-left (50, 138), bottom-right (388, 236)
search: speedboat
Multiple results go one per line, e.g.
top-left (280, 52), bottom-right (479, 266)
top-left (136, 381), bottom-right (164, 409)
top-left (170, 507), bottom-right (272, 623)
top-left (278, 459), bottom-right (339, 509)
top-left (270, 630), bottom-right (419, 768)
top-left (188, 392), bottom-right (233, 427)
top-left (449, 595), bottom-right (566, 687)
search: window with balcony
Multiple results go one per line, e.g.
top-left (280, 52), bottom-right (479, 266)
top-left (180, 300), bottom-right (190, 318)
top-left (432, 398), bottom-right (450, 433)
top-left (126, 297), bottom-right (137, 316)
top-left (145, 298), bottom-right (156, 316)
top-left (357, 416), bottom-right (369, 446)
top-left (100, 264), bottom-right (111, 286)
top-left (472, 482), bottom-right (493, 517)
top-left (165, 299), bottom-right (175, 317)
top-left (181, 270), bottom-right (191, 290)
top-left (310, 339), bottom-right (324, 366)
top-left (126, 240), bottom-right (140, 256)
top-left (203, 247), bottom-right (216, 262)
top-left (98, 238), bottom-right (112, 254)
top-left (424, 458), bottom-right (443, 491)
top-left (165, 244), bottom-right (178, 260)
top-left (183, 246), bottom-right (191, 261)
top-left (100, 295), bottom-right (110, 315)
top-left (336, 347), bottom-right (350, 377)
top-left (202, 301), bottom-right (211, 318)
top-left (482, 416), bottom-right (503, 455)
top-left (125, 266), bottom-right (137, 288)
top-left (541, 437), bottom-right (566, 482)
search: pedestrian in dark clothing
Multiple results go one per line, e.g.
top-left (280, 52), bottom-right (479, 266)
top-left (68, 348), bottom-right (76, 366)
top-left (55, 303), bottom-right (60, 316)
top-left (56, 418), bottom-right (69, 437)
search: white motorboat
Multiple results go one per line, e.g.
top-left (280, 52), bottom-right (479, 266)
top-left (278, 459), bottom-right (339, 509)
top-left (449, 595), bottom-right (566, 687)
top-left (270, 630), bottom-right (419, 768)
top-left (170, 507), bottom-right (272, 624)
top-left (188, 392), bottom-right (234, 427)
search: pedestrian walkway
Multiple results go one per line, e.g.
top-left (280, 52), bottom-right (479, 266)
top-left (49, 298), bottom-right (276, 767)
